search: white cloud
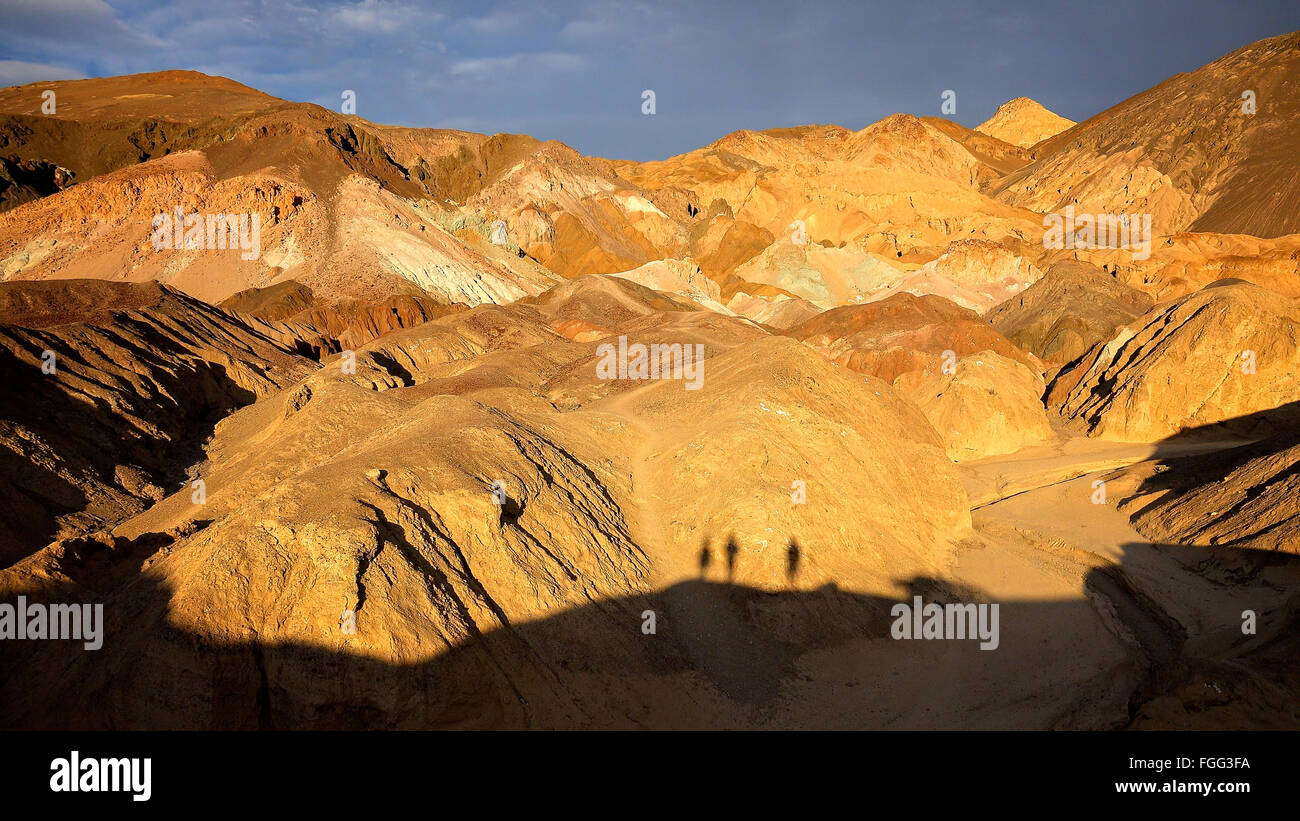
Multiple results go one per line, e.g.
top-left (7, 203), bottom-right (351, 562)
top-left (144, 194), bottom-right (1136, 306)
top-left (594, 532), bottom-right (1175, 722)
top-left (557, 2), bottom-right (659, 41)
top-left (0, 60), bottom-right (85, 87)
top-left (452, 10), bottom-right (526, 36)
top-left (0, 0), bottom-right (168, 51)
top-left (330, 0), bottom-right (438, 35)
top-left (448, 51), bottom-right (582, 77)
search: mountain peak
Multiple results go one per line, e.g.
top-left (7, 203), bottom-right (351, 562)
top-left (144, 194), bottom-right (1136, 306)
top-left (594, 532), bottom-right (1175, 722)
top-left (975, 97), bottom-right (1074, 148)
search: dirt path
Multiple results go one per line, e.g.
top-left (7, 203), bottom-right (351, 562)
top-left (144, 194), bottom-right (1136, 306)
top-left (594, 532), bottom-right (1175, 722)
top-left (583, 400), bottom-right (1293, 727)
top-left (961, 436), bottom-right (1255, 508)
top-left (600, 386), bottom-right (789, 707)
top-left (956, 436), bottom-right (1300, 725)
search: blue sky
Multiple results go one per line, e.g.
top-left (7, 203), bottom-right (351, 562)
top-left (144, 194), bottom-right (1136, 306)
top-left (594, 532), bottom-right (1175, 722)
top-left (1, 0), bottom-right (1297, 160)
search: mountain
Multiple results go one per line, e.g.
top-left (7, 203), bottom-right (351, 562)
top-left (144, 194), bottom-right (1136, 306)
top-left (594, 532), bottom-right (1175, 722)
top-left (859, 237), bottom-right (1043, 314)
top-left (0, 273), bottom-right (972, 729)
top-left (975, 97), bottom-right (1075, 149)
top-left (1049, 280), bottom-right (1300, 440)
top-left (0, 71), bottom-right (692, 321)
top-left (3, 31), bottom-right (1300, 731)
top-left (992, 31), bottom-right (1300, 238)
top-left (785, 292), bottom-right (1041, 383)
top-left (0, 279), bottom-right (315, 563)
top-left (986, 260), bottom-right (1154, 365)
top-left (617, 115), bottom-right (1043, 269)
top-left (894, 350), bottom-right (1055, 460)
top-left (920, 117), bottom-right (1032, 177)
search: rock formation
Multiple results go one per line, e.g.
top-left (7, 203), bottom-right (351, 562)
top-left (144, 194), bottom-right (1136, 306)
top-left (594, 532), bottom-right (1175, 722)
top-left (786, 292), bottom-right (1041, 383)
top-left (0, 280), bottom-right (315, 563)
top-left (986, 260), bottom-right (1153, 365)
top-left (992, 32), bottom-right (1300, 238)
top-left (975, 97), bottom-right (1075, 149)
top-left (1049, 281), bottom-right (1300, 441)
top-left (895, 350), bottom-right (1055, 460)
top-left (1, 30), bottom-right (1299, 731)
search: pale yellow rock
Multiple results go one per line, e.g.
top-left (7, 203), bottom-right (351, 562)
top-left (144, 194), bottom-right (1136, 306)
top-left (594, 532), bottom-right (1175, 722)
top-left (975, 97), bottom-right (1074, 149)
top-left (895, 350), bottom-right (1054, 461)
top-left (1050, 281), bottom-right (1300, 441)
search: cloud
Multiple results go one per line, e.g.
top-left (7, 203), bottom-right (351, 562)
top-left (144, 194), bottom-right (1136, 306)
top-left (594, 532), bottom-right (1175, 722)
top-left (557, 1), bottom-right (660, 41)
top-left (452, 10), bottom-right (527, 36)
top-left (0, 0), bottom-right (1293, 162)
top-left (557, 18), bottom-right (616, 40)
top-left (0, 0), bottom-right (167, 52)
top-left (447, 51), bottom-right (582, 77)
top-left (329, 0), bottom-right (438, 35)
top-left (0, 60), bottom-right (85, 87)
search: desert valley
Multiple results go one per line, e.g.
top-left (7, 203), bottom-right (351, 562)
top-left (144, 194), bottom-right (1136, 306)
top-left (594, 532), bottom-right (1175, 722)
top-left (0, 30), bottom-right (1297, 731)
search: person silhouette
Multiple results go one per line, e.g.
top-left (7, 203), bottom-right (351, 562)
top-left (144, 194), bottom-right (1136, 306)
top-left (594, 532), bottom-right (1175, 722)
top-left (786, 540), bottom-right (801, 583)
top-left (725, 537), bottom-right (739, 581)
top-left (698, 544), bottom-right (711, 578)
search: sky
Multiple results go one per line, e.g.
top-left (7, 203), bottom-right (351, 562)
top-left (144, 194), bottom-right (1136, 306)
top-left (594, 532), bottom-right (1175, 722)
top-left (1, 0), bottom-right (1297, 161)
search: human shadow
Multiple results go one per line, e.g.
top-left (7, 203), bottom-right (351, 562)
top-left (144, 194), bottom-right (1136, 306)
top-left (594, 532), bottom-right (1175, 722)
top-left (4, 535), bottom-right (1296, 731)
top-left (724, 534), bottom-right (739, 581)
top-left (786, 538), bottom-right (801, 583)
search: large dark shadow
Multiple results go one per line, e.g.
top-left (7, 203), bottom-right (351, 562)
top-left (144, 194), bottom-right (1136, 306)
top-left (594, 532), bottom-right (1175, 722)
top-left (2, 335), bottom-right (1298, 730)
top-left (3, 536), bottom-right (1296, 731)
top-left (1146, 399), bottom-right (1300, 456)
top-left (1119, 400), bottom-right (1300, 553)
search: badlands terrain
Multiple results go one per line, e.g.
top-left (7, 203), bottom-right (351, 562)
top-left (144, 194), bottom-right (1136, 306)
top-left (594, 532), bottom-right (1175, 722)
top-left (0, 32), bottom-right (1298, 730)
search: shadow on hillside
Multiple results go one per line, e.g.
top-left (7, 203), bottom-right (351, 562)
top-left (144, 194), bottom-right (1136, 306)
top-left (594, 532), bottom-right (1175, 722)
top-left (0, 440), bottom-right (87, 567)
top-left (2, 356), bottom-right (1297, 729)
top-left (3, 536), bottom-right (1297, 731)
top-left (1148, 399), bottom-right (1300, 452)
top-left (1123, 400), bottom-right (1300, 535)
top-left (0, 345), bottom-right (257, 566)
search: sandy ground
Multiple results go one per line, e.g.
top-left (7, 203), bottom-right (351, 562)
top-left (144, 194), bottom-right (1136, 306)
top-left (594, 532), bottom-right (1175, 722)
top-left (628, 434), bottom-right (1299, 728)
